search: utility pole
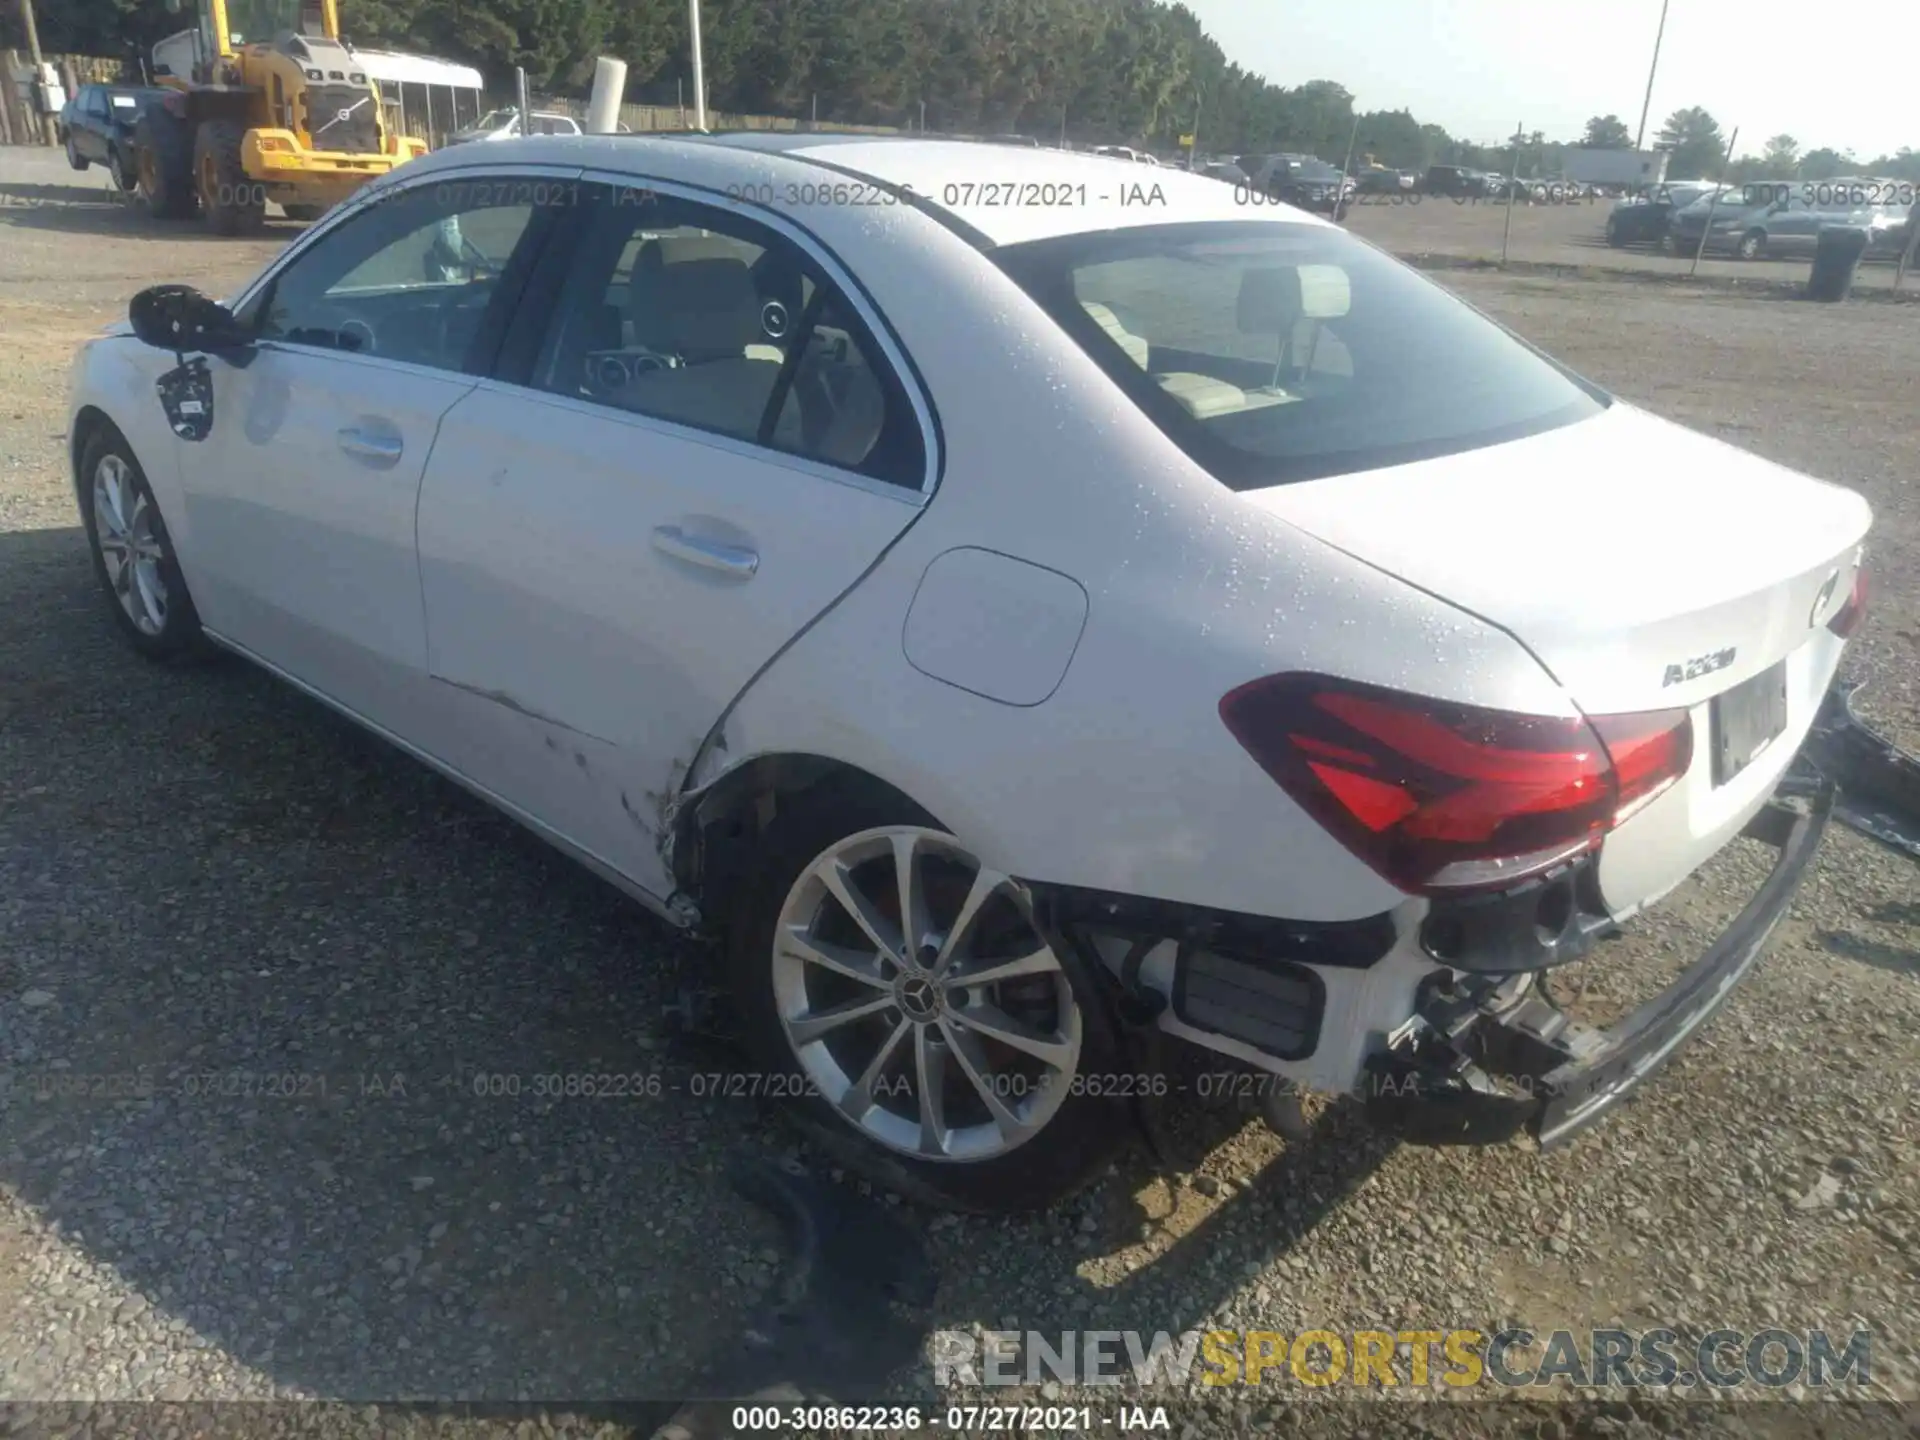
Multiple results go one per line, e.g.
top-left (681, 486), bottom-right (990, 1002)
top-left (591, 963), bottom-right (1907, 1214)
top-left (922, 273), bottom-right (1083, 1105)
top-left (1689, 124), bottom-right (1738, 278)
top-left (16, 0), bottom-right (47, 144)
top-left (18, 0), bottom-right (43, 66)
top-left (1634, 0), bottom-right (1671, 151)
top-left (687, 0), bottom-right (707, 132)
top-left (1189, 85), bottom-right (1202, 169)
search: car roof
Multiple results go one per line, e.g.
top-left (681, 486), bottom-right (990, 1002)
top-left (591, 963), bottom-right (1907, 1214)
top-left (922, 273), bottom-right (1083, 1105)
top-left (394, 132), bottom-right (1324, 247)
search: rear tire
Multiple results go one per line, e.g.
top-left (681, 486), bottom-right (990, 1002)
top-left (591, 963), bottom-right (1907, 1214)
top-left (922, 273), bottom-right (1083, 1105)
top-left (724, 786), bottom-right (1133, 1213)
top-left (134, 107), bottom-right (198, 219)
top-left (109, 145), bottom-right (138, 192)
top-left (195, 119), bottom-right (265, 235)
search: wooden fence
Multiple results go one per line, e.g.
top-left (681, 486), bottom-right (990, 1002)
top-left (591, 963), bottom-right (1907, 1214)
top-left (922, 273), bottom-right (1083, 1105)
top-left (1, 51), bottom-right (122, 145)
top-left (527, 92), bottom-right (905, 139)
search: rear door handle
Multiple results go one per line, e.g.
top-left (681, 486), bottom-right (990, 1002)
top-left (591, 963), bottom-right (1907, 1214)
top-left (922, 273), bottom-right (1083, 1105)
top-left (336, 426), bottom-right (404, 466)
top-left (650, 525), bottom-right (759, 577)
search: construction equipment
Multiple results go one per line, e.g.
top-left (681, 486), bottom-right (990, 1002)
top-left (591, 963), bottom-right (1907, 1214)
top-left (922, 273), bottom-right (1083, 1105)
top-left (132, 0), bottom-right (427, 233)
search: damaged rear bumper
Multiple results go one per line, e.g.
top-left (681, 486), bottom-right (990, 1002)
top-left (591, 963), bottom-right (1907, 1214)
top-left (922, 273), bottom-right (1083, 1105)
top-left (1365, 778), bottom-right (1834, 1148)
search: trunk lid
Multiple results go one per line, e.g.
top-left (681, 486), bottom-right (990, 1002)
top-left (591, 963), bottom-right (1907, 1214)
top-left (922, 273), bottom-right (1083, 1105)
top-left (1248, 401), bottom-right (1871, 914)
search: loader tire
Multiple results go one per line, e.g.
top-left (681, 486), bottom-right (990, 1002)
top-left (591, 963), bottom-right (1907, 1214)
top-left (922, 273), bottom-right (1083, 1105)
top-left (134, 107), bottom-right (198, 220)
top-left (196, 119), bottom-right (266, 235)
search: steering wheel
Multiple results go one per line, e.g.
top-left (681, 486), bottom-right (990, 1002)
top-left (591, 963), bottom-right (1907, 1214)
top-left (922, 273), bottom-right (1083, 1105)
top-left (336, 315), bottom-right (376, 355)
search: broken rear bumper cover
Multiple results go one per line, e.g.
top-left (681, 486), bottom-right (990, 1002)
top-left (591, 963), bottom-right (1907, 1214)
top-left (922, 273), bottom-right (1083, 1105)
top-left (1364, 779), bottom-right (1834, 1148)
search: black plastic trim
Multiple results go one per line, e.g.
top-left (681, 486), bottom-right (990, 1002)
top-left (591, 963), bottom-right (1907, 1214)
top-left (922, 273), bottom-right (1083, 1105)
top-left (1419, 851), bottom-right (1617, 974)
top-left (1033, 883), bottom-right (1399, 970)
top-left (1171, 947), bottom-right (1327, 1061)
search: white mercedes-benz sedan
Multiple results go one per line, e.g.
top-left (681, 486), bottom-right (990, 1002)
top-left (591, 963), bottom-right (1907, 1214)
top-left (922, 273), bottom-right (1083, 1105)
top-left (68, 135), bottom-right (1870, 1211)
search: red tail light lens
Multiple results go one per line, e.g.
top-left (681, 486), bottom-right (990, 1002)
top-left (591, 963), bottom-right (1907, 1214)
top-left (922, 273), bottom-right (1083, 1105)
top-left (1828, 562), bottom-right (1869, 638)
top-left (1219, 673), bottom-right (1693, 895)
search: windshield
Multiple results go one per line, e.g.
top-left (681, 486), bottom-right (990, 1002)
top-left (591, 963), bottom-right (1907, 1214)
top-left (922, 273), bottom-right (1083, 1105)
top-left (223, 0), bottom-right (302, 45)
top-left (995, 220), bottom-right (1606, 489)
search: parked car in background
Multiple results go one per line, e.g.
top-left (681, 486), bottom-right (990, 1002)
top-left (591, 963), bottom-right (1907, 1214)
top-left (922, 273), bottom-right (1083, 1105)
top-left (445, 107), bottom-right (582, 144)
top-left (988, 134), bottom-right (1041, 148)
top-left (1666, 184), bottom-right (1900, 260)
top-left (1421, 165), bottom-right (1489, 197)
top-left (1666, 187), bottom-right (1774, 257)
top-left (1091, 144), bottom-right (1152, 164)
top-left (57, 83), bottom-right (164, 191)
top-left (1605, 181), bottom-right (1717, 247)
top-left (1198, 160), bottom-right (1248, 185)
top-left (1354, 166), bottom-right (1413, 194)
top-left (1240, 153), bottom-right (1349, 217)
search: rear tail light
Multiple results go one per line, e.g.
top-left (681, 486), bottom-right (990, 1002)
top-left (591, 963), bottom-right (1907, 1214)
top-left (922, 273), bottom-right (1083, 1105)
top-left (1827, 561), bottom-right (1869, 638)
top-left (1219, 673), bottom-right (1693, 895)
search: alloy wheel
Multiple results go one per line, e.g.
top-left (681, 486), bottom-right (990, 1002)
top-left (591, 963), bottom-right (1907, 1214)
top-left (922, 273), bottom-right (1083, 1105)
top-left (770, 827), bottom-right (1083, 1163)
top-left (92, 453), bottom-right (169, 636)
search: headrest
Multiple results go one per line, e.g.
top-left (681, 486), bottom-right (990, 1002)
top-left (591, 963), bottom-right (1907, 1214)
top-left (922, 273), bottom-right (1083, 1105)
top-left (1297, 264), bottom-right (1351, 319)
top-left (637, 257), bottom-right (764, 353)
top-left (1236, 268), bottom-right (1300, 334)
top-left (1237, 263), bottom-right (1351, 332)
top-left (658, 233), bottom-right (756, 265)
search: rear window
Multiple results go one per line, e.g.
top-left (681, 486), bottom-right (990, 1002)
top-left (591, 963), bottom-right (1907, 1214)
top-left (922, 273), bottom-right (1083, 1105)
top-left (994, 220), bottom-right (1606, 489)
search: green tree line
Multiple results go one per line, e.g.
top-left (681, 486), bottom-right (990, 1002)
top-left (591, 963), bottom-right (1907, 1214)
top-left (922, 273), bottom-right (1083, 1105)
top-left (12, 0), bottom-right (1913, 177)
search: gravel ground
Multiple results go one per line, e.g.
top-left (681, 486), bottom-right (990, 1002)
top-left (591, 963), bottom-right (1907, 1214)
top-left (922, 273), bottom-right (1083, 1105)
top-left (3, 144), bottom-right (1918, 1435)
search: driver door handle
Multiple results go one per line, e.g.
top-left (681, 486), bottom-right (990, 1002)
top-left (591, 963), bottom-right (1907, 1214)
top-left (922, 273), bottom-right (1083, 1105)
top-left (650, 525), bottom-right (759, 578)
top-left (336, 426), bottom-right (403, 467)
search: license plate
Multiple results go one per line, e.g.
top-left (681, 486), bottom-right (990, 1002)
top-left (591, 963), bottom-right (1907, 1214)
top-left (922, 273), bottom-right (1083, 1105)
top-left (1711, 661), bottom-right (1788, 786)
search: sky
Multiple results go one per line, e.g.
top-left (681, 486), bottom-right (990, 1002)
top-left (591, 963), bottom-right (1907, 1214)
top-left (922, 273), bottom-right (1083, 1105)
top-left (1182, 0), bottom-right (1916, 161)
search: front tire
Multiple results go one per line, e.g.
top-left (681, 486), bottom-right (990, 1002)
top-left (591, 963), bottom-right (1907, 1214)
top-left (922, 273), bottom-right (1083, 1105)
top-left (109, 144), bottom-right (138, 193)
top-left (725, 788), bottom-right (1132, 1212)
top-left (1736, 229), bottom-right (1766, 260)
top-left (134, 108), bottom-right (198, 219)
top-left (195, 119), bottom-right (265, 235)
top-left (66, 132), bottom-right (88, 170)
top-left (77, 427), bottom-right (208, 660)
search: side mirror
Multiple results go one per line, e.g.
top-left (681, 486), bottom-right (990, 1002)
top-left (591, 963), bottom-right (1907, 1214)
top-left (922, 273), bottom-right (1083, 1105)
top-left (129, 284), bottom-right (252, 355)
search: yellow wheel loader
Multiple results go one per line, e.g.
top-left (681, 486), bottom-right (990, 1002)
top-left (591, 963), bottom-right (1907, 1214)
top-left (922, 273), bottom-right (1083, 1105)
top-left (133, 0), bottom-right (427, 233)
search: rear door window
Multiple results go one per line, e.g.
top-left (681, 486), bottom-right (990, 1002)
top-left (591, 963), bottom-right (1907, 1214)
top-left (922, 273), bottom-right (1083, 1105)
top-left (516, 183), bottom-right (927, 487)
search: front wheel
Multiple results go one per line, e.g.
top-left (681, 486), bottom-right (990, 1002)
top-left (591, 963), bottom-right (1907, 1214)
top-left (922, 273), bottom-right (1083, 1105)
top-left (76, 427), bottom-right (208, 660)
top-left (1736, 229), bottom-right (1766, 260)
top-left (109, 145), bottom-right (138, 192)
top-left (66, 132), bottom-right (88, 170)
top-left (725, 791), bottom-right (1133, 1212)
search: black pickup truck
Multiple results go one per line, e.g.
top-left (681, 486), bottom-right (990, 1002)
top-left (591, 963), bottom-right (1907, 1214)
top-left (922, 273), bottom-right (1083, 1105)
top-left (58, 84), bottom-right (167, 191)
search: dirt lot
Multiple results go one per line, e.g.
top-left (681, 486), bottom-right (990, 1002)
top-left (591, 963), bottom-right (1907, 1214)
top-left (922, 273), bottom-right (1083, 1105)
top-left (2, 142), bottom-right (1918, 1432)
